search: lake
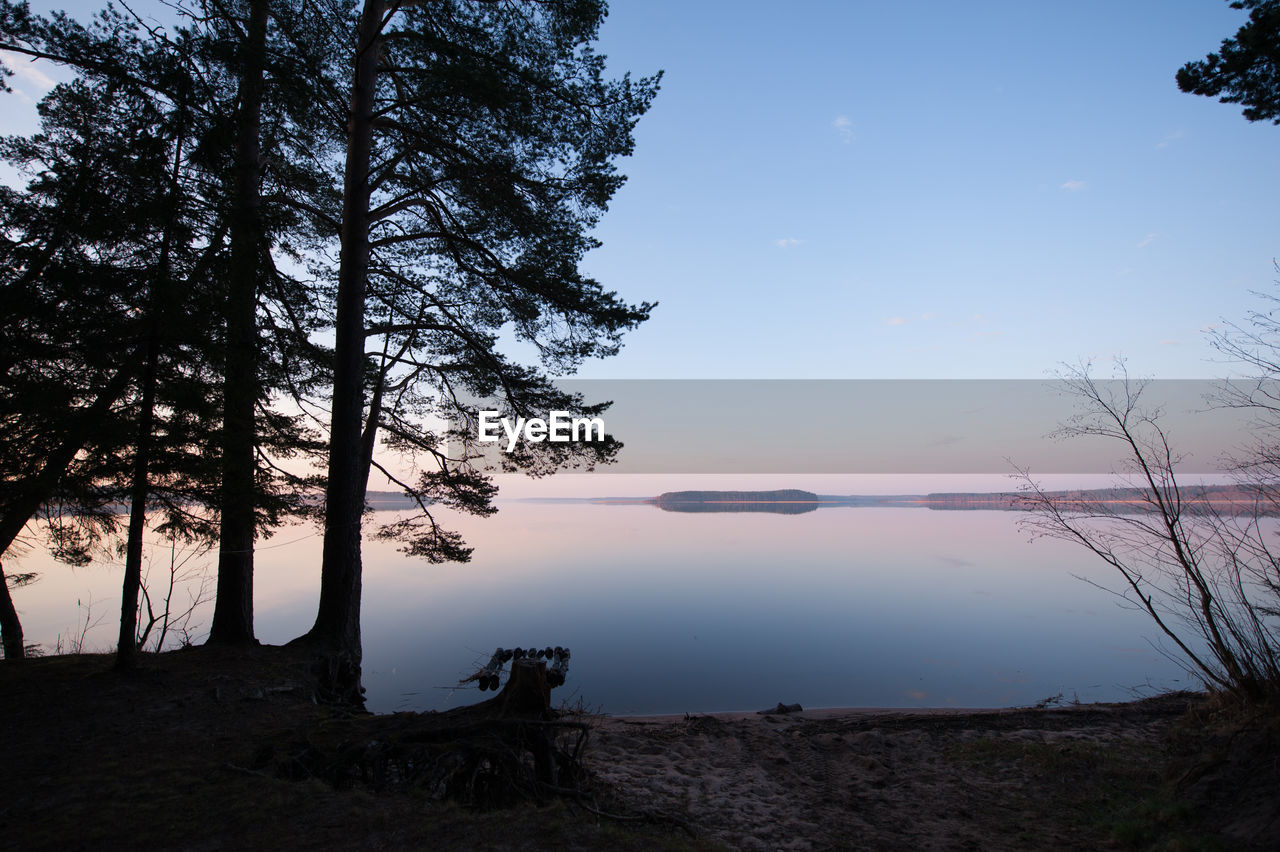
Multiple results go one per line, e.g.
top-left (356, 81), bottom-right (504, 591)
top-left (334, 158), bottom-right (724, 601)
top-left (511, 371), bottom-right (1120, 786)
top-left (10, 486), bottom-right (1198, 714)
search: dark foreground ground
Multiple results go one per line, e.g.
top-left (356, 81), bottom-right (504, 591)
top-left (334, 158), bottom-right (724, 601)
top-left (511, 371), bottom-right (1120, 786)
top-left (1, 645), bottom-right (1277, 850)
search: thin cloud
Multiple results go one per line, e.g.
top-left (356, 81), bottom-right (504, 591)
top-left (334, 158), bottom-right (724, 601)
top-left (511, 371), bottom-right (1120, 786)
top-left (775, 237), bottom-right (804, 249)
top-left (885, 316), bottom-right (907, 326)
top-left (1137, 232), bottom-right (1157, 248)
top-left (970, 314), bottom-right (998, 339)
top-left (10, 62), bottom-right (57, 97)
top-left (1060, 180), bottom-right (1085, 192)
top-left (1156, 130), bottom-right (1185, 149)
top-left (832, 115), bottom-right (854, 143)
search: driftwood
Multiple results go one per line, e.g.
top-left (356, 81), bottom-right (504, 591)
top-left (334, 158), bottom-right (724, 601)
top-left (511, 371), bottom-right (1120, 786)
top-left (460, 646), bottom-right (571, 692)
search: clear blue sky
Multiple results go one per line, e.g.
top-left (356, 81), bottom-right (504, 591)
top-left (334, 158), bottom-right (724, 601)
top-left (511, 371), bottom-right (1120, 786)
top-left (582, 0), bottom-right (1280, 379)
top-left (3, 1), bottom-right (1276, 380)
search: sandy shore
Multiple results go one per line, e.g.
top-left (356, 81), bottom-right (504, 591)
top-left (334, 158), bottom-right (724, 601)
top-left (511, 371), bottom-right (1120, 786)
top-left (585, 696), bottom-right (1268, 851)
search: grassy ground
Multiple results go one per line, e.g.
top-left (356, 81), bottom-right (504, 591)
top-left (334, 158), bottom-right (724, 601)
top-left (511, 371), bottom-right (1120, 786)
top-left (0, 647), bottom-right (711, 850)
top-left (944, 732), bottom-right (1201, 847)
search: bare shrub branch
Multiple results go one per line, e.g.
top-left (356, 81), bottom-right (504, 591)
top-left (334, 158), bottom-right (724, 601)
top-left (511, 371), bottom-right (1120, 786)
top-left (1016, 360), bottom-right (1280, 703)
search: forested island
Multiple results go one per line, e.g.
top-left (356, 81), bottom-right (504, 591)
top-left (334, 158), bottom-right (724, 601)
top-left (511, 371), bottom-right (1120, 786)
top-left (649, 489), bottom-right (825, 513)
top-left (632, 486), bottom-right (1276, 515)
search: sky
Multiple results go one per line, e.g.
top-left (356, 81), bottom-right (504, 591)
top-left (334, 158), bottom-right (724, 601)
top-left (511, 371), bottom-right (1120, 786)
top-left (2, 1), bottom-right (1276, 383)
top-left (580, 0), bottom-right (1280, 379)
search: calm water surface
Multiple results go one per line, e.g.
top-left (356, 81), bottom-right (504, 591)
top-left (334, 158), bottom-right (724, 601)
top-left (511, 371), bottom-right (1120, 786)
top-left (13, 501), bottom-right (1196, 714)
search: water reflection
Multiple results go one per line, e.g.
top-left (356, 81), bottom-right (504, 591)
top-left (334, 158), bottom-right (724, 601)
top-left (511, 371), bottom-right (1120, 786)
top-left (11, 500), bottom-right (1197, 715)
top-left (358, 501), bottom-right (1194, 714)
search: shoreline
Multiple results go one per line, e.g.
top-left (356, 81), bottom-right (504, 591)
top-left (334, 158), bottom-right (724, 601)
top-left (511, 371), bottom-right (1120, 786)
top-left (2, 646), bottom-right (1273, 849)
top-left (604, 704), bottom-right (1011, 723)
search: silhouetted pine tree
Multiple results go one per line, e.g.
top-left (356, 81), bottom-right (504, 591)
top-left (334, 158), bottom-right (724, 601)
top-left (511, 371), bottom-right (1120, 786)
top-left (191, 0), bottom-right (341, 645)
top-left (297, 0), bottom-right (658, 674)
top-left (1178, 0), bottom-right (1280, 124)
top-left (0, 41), bottom-right (224, 666)
top-left (0, 1), bottom-right (336, 658)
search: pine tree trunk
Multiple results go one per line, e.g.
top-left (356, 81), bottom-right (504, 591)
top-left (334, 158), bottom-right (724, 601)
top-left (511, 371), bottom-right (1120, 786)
top-left (209, 0), bottom-right (269, 646)
top-left (303, 0), bottom-right (385, 664)
top-left (116, 324), bottom-right (159, 670)
top-left (0, 560), bottom-right (25, 660)
top-left (117, 91), bottom-right (189, 669)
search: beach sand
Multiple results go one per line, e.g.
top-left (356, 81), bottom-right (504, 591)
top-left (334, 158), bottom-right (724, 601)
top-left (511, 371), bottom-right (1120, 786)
top-left (585, 697), bottom-right (1270, 850)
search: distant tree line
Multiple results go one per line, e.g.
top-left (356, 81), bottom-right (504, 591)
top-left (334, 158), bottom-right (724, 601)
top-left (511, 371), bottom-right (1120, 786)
top-left (0, 0), bottom-right (658, 689)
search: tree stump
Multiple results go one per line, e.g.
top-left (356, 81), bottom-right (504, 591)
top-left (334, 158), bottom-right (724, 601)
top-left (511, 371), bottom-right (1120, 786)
top-left (272, 650), bottom-right (587, 805)
top-left (497, 659), bottom-right (552, 718)
top-left (492, 659), bottom-right (555, 786)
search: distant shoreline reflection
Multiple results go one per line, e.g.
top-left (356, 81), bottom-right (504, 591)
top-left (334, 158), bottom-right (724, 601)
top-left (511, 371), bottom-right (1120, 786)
top-left (356, 501), bottom-right (1198, 715)
top-left (13, 499), bottom-right (1203, 715)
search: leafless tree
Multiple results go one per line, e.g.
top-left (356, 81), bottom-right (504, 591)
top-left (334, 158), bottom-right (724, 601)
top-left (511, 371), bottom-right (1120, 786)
top-left (137, 538), bottom-right (213, 652)
top-left (55, 595), bottom-right (106, 655)
top-left (1016, 362), bottom-right (1280, 704)
top-left (1208, 273), bottom-right (1280, 516)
